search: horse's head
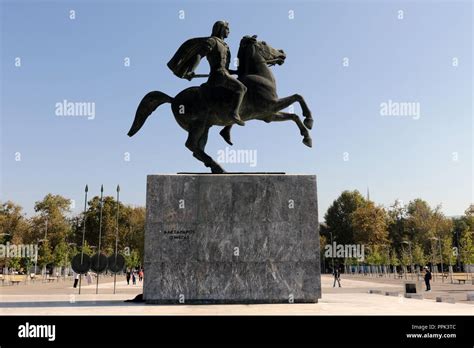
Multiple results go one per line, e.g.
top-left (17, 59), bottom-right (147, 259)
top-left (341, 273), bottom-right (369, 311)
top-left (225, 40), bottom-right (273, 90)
top-left (238, 35), bottom-right (286, 74)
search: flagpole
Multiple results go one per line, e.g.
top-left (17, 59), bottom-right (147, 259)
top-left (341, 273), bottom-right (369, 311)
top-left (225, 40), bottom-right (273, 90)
top-left (96, 185), bottom-right (104, 294)
top-left (114, 185), bottom-right (120, 294)
top-left (79, 185), bottom-right (88, 295)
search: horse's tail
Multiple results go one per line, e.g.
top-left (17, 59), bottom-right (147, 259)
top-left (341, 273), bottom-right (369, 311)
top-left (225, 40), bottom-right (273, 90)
top-left (127, 91), bottom-right (173, 137)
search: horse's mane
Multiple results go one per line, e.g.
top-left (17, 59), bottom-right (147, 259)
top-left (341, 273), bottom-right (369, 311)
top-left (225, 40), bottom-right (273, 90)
top-left (237, 36), bottom-right (256, 76)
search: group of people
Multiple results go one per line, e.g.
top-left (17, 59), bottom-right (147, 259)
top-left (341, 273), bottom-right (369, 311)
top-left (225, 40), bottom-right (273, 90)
top-left (72, 271), bottom-right (94, 288)
top-left (72, 268), bottom-right (145, 288)
top-left (126, 268), bottom-right (143, 285)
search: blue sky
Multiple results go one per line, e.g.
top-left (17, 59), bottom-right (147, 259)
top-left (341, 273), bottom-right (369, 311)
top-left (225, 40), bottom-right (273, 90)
top-left (1, 0), bottom-right (472, 218)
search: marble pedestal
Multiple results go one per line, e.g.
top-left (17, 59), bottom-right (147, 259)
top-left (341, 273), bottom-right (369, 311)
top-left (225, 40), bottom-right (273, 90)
top-left (143, 174), bottom-right (321, 304)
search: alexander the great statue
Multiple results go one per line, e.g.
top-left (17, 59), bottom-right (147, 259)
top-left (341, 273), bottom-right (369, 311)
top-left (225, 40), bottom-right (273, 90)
top-left (128, 22), bottom-right (314, 173)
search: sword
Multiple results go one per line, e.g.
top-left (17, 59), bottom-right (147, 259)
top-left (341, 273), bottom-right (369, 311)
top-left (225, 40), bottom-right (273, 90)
top-left (184, 73), bottom-right (209, 81)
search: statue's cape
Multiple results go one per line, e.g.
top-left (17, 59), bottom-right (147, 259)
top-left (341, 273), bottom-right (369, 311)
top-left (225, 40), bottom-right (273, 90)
top-left (167, 37), bottom-right (212, 78)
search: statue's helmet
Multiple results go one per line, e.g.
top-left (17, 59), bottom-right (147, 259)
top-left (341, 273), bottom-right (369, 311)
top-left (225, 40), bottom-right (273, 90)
top-left (211, 20), bottom-right (229, 37)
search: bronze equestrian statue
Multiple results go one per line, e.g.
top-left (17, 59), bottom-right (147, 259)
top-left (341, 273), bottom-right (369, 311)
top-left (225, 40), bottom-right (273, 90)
top-left (128, 21), bottom-right (313, 174)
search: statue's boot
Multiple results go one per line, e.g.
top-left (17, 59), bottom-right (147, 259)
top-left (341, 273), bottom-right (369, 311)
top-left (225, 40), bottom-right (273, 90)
top-left (219, 126), bottom-right (233, 145)
top-left (230, 90), bottom-right (246, 126)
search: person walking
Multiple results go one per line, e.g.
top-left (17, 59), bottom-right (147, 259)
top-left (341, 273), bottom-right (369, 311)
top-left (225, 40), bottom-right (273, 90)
top-left (138, 269), bottom-right (144, 282)
top-left (424, 266), bottom-right (432, 291)
top-left (126, 269), bottom-right (131, 285)
top-left (86, 271), bottom-right (93, 285)
top-left (132, 270), bottom-right (136, 285)
top-left (73, 272), bottom-right (79, 288)
top-left (333, 267), bottom-right (341, 288)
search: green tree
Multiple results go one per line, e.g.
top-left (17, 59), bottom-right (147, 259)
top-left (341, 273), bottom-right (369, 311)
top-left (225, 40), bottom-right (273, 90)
top-left (387, 199), bottom-right (407, 249)
top-left (31, 194), bottom-right (72, 250)
top-left (81, 241), bottom-right (93, 256)
top-left (412, 243), bottom-right (426, 266)
top-left (122, 206), bottom-right (145, 263)
top-left (74, 196), bottom-right (145, 265)
top-left (365, 245), bottom-right (384, 266)
top-left (53, 241), bottom-right (69, 268)
top-left (405, 199), bottom-right (433, 246)
top-left (389, 250), bottom-right (400, 273)
top-left (82, 196), bottom-right (118, 254)
top-left (323, 190), bottom-right (366, 245)
top-left (0, 201), bottom-right (30, 244)
top-left (124, 249), bottom-right (140, 269)
top-left (351, 201), bottom-right (389, 246)
top-left (400, 247), bottom-right (411, 268)
top-left (38, 240), bottom-right (54, 268)
top-left (459, 227), bottom-right (474, 266)
top-left (0, 201), bottom-right (31, 271)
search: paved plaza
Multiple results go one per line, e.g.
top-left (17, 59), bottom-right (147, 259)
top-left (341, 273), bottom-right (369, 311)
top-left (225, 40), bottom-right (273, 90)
top-left (0, 274), bottom-right (472, 315)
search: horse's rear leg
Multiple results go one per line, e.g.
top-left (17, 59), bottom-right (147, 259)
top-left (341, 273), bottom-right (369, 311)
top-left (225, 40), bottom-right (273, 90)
top-left (185, 123), bottom-right (226, 174)
top-left (263, 112), bottom-right (312, 148)
top-left (271, 94), bottom-right (313, 130)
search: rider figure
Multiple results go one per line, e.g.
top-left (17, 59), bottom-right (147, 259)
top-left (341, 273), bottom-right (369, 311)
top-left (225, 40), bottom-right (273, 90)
top-left (167, 21), bottom-right (246, 126)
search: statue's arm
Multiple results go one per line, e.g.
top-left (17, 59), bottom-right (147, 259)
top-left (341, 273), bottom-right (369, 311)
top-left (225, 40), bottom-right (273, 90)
top-left (184, 54), bottom-right (202, 80)
top-left (185, 38), bottom-right (215, 80)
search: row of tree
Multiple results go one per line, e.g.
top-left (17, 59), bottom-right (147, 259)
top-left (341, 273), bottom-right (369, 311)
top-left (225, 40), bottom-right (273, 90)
top-left (320, 191), bottom-right (474, 272)
top-left (0, 194), bottom-right (144, 274)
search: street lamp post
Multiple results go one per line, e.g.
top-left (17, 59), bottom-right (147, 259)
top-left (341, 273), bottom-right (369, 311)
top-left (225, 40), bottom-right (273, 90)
top-left (384, 245), bottom-right (390, 278)
top-left (64, 243), bottom-right (76, 281)
top-left (36, 238), bottom-right (48, 282)
top-left (0, 233), bottom-right (11, 275)
top-left (329, 231), bottom-right (335, 274)
top-left (96, 185), bottom-right (104, 295)
top-left (79, 185), bottom-right (88, 295)
top-left (455, 229), bottom-right (461, 271)
top-left (430, 237), bottom-right (444, 283)
top-left (34, 245), bottom-right (38, 279)
top-left (430, 239), bottom-right (436, 282)
top-left (402, 241), bottom-right (413, 280)
top-left (113, 185), bottom-right (120, 294)
top-left (42, 218), bottom-right (48, 281)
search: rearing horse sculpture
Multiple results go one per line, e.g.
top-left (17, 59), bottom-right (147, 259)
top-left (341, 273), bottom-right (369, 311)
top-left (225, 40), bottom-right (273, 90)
top-left (127, 35), bottom-right (313, 173)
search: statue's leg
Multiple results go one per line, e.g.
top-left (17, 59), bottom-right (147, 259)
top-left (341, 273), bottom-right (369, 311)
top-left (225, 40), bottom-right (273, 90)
top-left (185, 122), bottom-right (226, 173)
top-left (219, 125), bottom-right (233, 146)
top-left (224, 76), bottom-right (247, 126)
top-left (270, 94), bottom-right (313, 130)
top-left (262, 112), bottom-right (312, 148)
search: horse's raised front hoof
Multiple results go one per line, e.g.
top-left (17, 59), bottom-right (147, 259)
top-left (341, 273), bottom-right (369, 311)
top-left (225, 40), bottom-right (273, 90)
top-left (304, 118), bottom-right (313, 130)
top-left (303, 136), bottom-right (312, 148)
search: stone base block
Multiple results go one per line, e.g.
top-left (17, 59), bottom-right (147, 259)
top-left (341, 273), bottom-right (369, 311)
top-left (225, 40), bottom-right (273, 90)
top-left (404, 293), bottom-right (423, 299)
top-left (369, 290), bottom-right (382, 294)
top-left (143, 174), bottom-right (321, 304)
top-left (436, 296), bottom-right (455, 303)
top-left (385, 291), bottom-right (399, 297)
